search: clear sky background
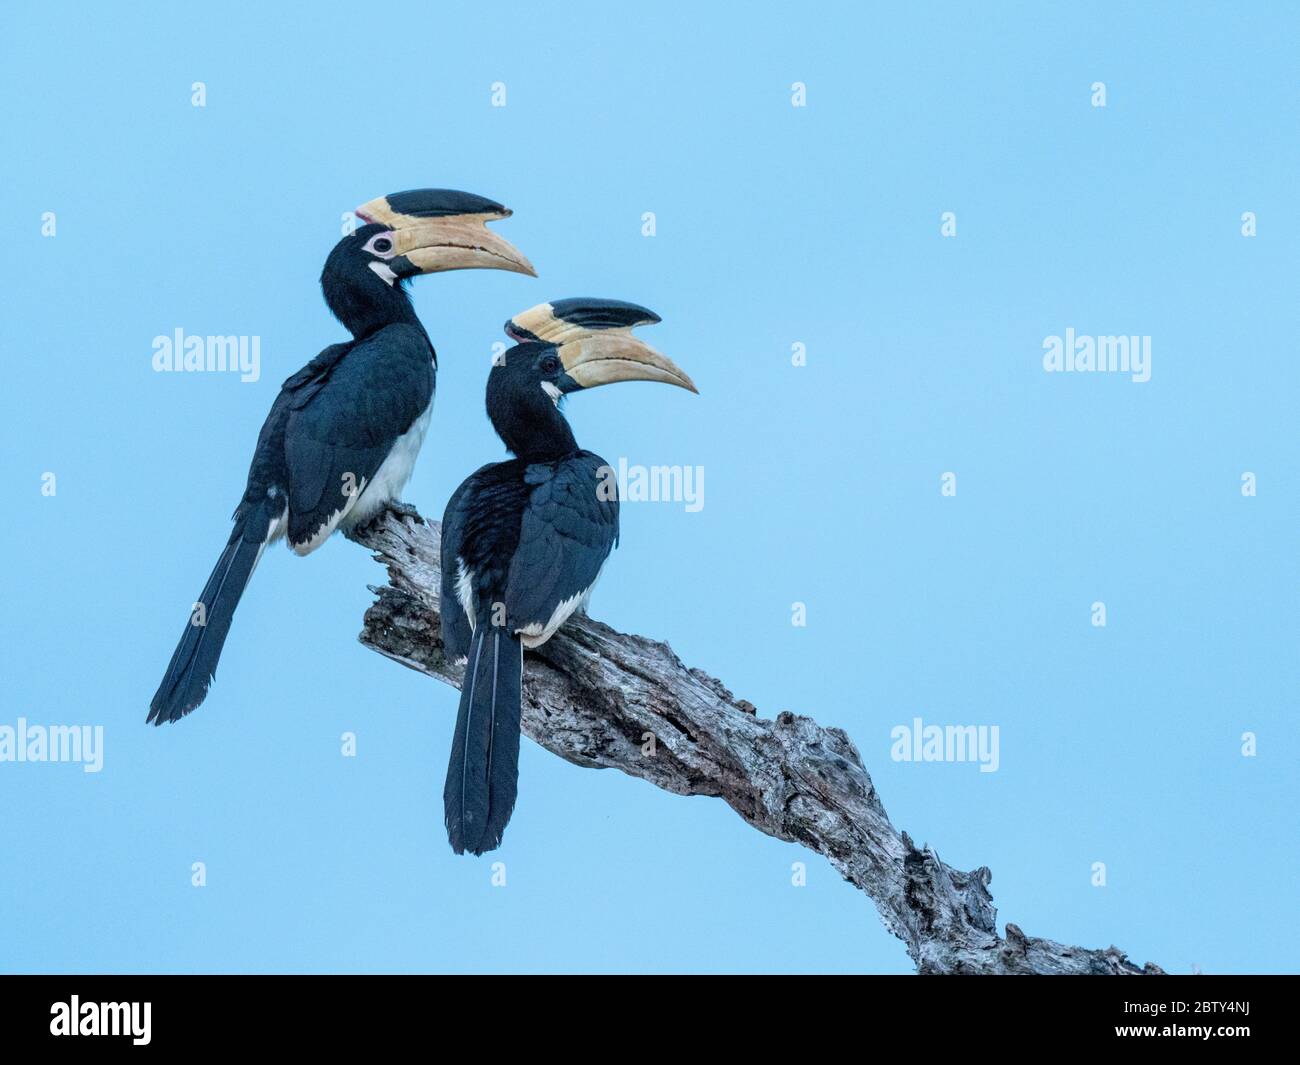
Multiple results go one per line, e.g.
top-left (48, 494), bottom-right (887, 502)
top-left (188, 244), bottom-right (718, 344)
top-left (1, 1), bottom-right (1296, 974)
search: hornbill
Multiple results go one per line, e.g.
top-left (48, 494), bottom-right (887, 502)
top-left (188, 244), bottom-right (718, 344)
top-left (148, 189), bottom-right (534, 726)
top-left (439, 298), bottom-right (697, 854)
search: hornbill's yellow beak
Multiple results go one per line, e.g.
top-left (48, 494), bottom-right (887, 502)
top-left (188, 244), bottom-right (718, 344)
top-left (356, 188), bottom-right (537, 278)
top-left (506, 298), bottom-right (698, 393)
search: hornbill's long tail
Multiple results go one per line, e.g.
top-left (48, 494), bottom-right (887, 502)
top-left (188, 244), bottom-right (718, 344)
top-left (443, 627), bottom-right (523, 855)
top-left (147, 503), bottom-right (276, 725)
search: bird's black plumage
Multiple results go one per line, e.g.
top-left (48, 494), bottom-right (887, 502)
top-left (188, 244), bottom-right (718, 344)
top-left (149, 228), bottom-right (434, 725)
top-left (443, 625), bottom-right (524, 856)
top-left (149, 193), bottom-right (532, 726)
top-left (439, 362), bottom-right (620, 853)
top-left (441, 450), bottom-right (620, 660)
top-left (439, 299), bottom-right (695, 855)
top-left (281, 322), bottom-right (434, 549)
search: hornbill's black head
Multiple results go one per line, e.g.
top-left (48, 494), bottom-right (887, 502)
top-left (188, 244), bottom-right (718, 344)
top-left (321, 188), bottom-right (536, 336)
top-left (488, 298), bottom-right (697, 459)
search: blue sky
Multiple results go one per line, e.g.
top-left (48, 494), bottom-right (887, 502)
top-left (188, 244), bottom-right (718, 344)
top-left (1, 1), bottom-right (1296, 974)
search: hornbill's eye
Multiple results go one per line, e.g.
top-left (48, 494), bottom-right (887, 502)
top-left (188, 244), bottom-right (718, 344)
top-left (372, 237), bottom-right (393, 254)
top-left (539, 354), bottom-right (561, 375)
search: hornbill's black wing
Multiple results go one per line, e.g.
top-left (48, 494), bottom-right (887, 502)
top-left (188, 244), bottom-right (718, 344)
top-left (439, 452), bottom-right (615, 855)
top-left (148, 341), bottom-right (360, 726)
top-left (284, 322), bottom-right (433, 551)
top-left (506, 451), bottom-right (619, 637)
top-left (439, 460), bottom-right (534, 659)
top-left (438, 469), bottom-right (485, 661)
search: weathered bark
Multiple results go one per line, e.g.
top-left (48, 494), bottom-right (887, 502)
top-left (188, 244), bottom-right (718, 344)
top-left (350, 508), bottom-right (1164, 975)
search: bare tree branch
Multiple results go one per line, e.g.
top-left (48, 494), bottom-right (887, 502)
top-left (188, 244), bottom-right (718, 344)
top-left (350, 508), bottom-right (1164, 975)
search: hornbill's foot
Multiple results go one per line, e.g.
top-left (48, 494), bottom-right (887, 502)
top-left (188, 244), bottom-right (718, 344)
top-left (385, 500), bottom-right (423, 523)
top-left (347, 500), bottom-right (424, 541)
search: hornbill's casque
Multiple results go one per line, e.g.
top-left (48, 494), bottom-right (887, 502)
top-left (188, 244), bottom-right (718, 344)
top-left (148, 189), bottom-right (534, 726)
top-left (439, 298), bottom-right (697, 855)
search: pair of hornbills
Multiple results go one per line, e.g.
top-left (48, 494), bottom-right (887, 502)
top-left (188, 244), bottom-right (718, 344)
top-left (148, 189), bottom-right (696, 855)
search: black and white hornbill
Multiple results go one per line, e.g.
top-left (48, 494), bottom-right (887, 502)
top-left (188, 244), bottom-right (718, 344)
top-left (148, 189), bottom-right (534, 726)
top-left (439, 298), bottom-right (697, 855)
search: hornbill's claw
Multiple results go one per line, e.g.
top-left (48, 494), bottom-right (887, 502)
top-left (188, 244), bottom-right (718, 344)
top-left (347, 501), bottom-right (423, 542)
top-left (386, 500), bottom-right (423, 524)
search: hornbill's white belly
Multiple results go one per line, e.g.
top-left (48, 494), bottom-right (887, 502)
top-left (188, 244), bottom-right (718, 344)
top-left (342, 401), bottom-right (433, 530)
top-left (455, 557), bottom-right (605, 650)
top-left (517, 586), bottom-right (592, 648)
